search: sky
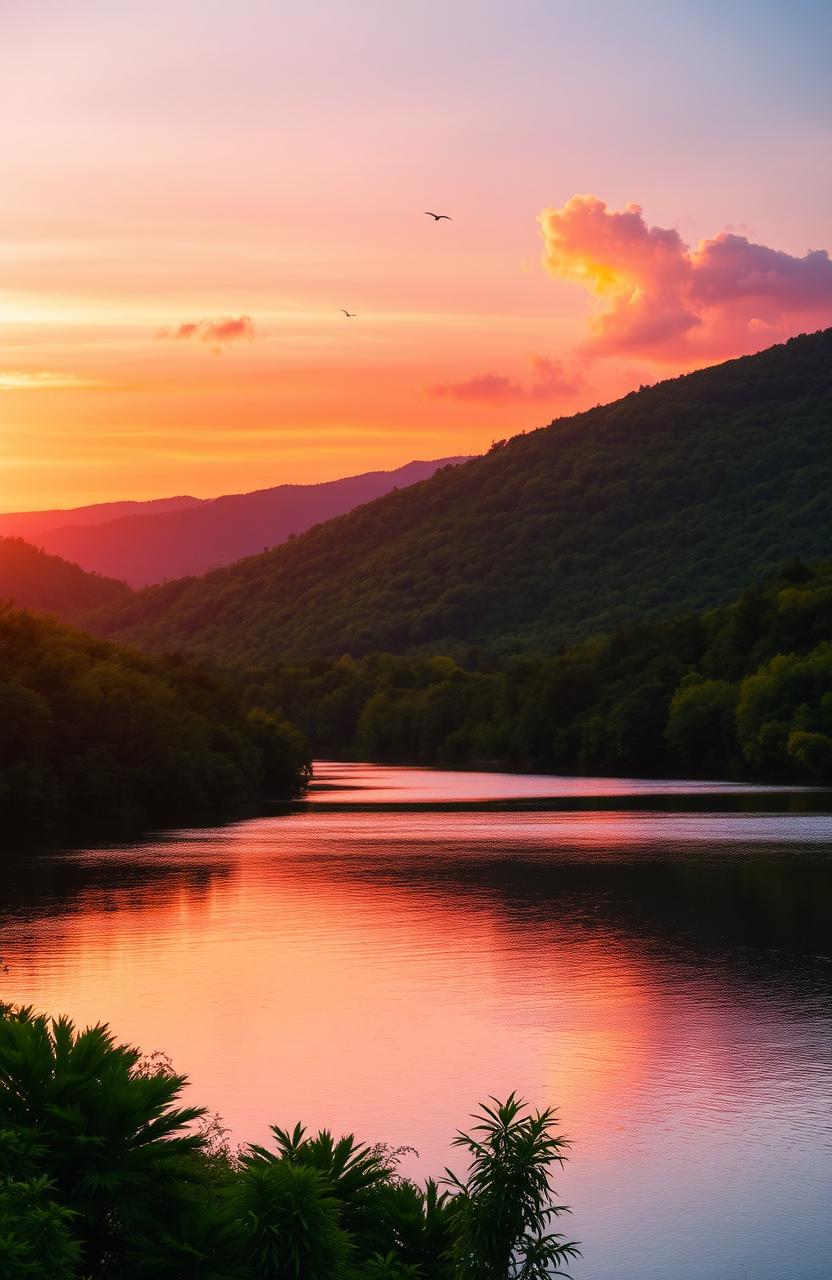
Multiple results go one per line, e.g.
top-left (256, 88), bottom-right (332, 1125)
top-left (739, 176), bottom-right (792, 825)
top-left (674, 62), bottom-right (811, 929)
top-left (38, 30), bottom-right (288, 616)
top-left (1, 0), bottom-right (830, 511)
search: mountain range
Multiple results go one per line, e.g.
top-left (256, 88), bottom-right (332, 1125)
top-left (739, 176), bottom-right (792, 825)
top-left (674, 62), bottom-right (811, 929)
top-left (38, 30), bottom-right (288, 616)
top-left (0, 458), bottom-right (470, 588)
top-left (0, 495), bottom-right (202, 541)
top-left (78, 329), bottom-right (832, 663)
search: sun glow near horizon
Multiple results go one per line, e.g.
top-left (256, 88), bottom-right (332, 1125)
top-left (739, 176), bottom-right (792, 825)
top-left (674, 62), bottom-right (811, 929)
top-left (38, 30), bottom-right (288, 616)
top-left (1, 0), bottom-right (830, 510)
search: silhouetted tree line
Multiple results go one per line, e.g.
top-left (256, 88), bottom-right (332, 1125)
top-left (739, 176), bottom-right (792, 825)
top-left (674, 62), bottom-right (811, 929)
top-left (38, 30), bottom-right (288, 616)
top-left (0, 606), bottom-right (310, 842)
top-left (0, 1005), bottom-right (578, 1278)
top-left (240, 559), bottom-right (832, 782)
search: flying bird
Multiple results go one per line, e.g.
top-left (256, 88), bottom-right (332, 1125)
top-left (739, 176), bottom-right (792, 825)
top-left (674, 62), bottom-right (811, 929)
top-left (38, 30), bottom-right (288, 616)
top-left (425, 211), bottom-right (452, 221)
top-left (340, 309), bottom-right (356, 317)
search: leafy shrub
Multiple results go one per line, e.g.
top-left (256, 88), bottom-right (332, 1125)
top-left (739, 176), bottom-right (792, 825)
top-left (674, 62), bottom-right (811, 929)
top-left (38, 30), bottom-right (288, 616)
top-left (0, 1006), bottom-right (577, 1279)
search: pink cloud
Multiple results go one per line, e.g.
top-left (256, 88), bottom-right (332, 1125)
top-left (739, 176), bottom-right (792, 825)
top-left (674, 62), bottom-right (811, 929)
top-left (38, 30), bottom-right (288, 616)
top-left (429, 355), bottom-right (583, 404)
top-left (156, 315), bottom-right (255, 349)
top-left (526, 355), bottom-right (585, 400)
top-left (538, 195), bottom-right (832, 361)
top-left (430, 372), bottom-right (525, 402)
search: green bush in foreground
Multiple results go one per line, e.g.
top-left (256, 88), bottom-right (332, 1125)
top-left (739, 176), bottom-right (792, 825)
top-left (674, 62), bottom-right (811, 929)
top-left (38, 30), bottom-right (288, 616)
top-left (0, 1007), bottom-right (579, 1279)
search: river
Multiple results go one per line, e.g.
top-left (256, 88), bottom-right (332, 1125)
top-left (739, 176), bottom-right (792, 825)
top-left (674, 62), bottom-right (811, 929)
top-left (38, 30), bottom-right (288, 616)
top-left (3, 761), bottom-right (831, 1279)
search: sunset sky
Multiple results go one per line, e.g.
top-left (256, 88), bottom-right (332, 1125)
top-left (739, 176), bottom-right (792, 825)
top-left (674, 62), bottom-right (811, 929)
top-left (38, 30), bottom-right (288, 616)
top-left (2, 0), bottom-right (830, 510)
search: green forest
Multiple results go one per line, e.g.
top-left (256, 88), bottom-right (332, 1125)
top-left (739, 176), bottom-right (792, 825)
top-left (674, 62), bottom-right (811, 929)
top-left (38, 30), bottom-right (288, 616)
top-left (0, 1006), bottom-right (576, 1279)
top-left (240, 559), bottom-right (832, 782)
top-left (84, 329), bottom-right (832, 663)
top-left (0, 607), bottom-right (310, 842)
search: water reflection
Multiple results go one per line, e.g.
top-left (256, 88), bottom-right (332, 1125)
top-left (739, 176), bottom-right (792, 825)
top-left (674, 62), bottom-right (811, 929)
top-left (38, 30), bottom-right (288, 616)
top-left (1, 762), bottom-right (830, 1280)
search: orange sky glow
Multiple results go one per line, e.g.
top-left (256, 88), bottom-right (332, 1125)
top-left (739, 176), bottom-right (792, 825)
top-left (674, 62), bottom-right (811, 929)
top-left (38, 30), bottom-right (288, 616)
top-left (1, 1), bottom-right (830, 510)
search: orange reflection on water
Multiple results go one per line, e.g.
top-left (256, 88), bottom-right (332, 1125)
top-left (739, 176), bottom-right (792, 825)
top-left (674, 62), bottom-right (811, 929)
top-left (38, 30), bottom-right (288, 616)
top-left (4, 826), bottom-right (668, 1169)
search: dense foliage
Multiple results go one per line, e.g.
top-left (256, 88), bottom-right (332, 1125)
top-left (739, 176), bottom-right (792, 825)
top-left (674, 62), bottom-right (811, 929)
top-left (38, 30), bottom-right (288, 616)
top-left (0, 538), bottom-right (132, 621)
top-left (0, 607), bottom-right (310, 841)
top-left (86, 330), bottom-right (832, 662)
top-left (239, 559), bottom-right (832, 782)
top-left (0, 1008), bottom-right (577, 1279)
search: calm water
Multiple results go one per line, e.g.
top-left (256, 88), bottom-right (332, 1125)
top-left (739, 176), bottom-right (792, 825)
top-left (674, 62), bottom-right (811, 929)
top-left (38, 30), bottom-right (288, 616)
top-left (3, 762), bottom-right (831, 1279)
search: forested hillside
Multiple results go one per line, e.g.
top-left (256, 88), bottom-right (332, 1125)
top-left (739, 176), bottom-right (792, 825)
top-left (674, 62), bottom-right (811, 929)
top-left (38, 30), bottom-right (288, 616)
top-left (0, 607), bottom-right (309, 841)
top-left (86, 330), bottom-right (832, 662)
top-left (240, 558), bottom-right (832, 782)
top-left (0, 538), bottom-right (133, 621)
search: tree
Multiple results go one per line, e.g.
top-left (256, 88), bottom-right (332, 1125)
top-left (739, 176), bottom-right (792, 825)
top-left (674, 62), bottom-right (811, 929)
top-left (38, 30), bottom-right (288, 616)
top-left (0, 1173), bottom-right (81, 1279)
top-left (376, 1177), bottom-right (456, 1278)
top-left (737, 643), bottom-right (832, 777)
top-left (444, 1094), bottom-right (580, 1279)
top-left (246, 1125), bottom-right (392, 1260)
top-left (0, 1010), bottom-right (206, 1276)
top-left (666, 675), bottom-right (738, 774)
top-left (233, 1160), bottom-right (351, 1279)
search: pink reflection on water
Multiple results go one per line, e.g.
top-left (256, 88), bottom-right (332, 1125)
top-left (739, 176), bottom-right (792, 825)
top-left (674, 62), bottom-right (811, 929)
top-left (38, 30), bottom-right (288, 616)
top-left (2, 763), bottom-right (830, 1279)
top-left (308, 759), bottom-right (811, 804)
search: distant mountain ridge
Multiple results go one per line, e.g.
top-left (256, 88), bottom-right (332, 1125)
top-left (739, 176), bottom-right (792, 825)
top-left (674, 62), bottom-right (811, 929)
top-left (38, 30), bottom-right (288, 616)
top-left (0, 495), bottom-right (203, 540)
top-left (84, 330), bottom-right (832, 662)
top-left (5, 458), bottom-right (470, 587)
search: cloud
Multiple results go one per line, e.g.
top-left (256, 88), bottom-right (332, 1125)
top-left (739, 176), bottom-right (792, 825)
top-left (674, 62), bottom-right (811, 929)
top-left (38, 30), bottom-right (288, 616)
top-left (429, 355), bottom-right (583, 404)
top-left (156, 315), bottom-right (255, 350)
top-left (430, 372), bottom-right (525, 402)
top-left (0, 371), bottom-right (109, 391)
top-left (526, 355), bottom-right (585, 399)
top-left (538, 195), bottom-right (832, 361)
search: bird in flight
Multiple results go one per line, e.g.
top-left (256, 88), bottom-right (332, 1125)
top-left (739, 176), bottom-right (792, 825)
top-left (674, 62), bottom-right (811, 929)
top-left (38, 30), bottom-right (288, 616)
top-left (340, 309), bottom-right (356, 317)
top-left (425, 211), bottom-right (452, 221)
